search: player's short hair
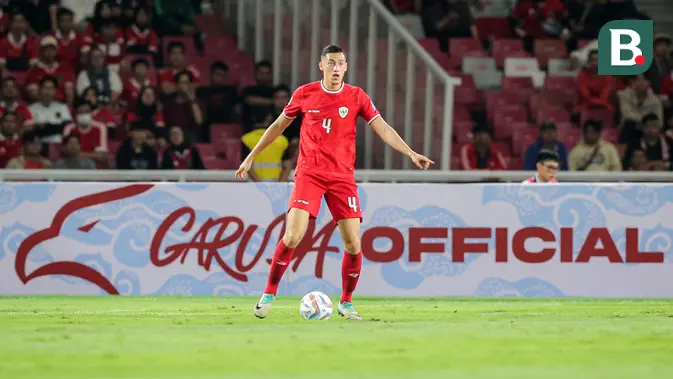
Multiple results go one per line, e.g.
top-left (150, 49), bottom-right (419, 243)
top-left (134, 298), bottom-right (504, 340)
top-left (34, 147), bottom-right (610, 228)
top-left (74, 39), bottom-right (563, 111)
top-left (641, 113), bottom-right (659, 124)
top-left (539, 122), bottom-right (556, 131)
top-left (40, 75), bottom-right (58, 88)
top-left (62, 133), bottom-right (81, 145)
top-left (132, 57), bottom-right (150, 69)
top-left (321, 44), bottom-right (345, 58)
top-left (273, 84), bottom-right (291, 95)
top-left (57, 7), bottom-right (74, 20)
top-left (536, 149), bottom-right (561, 165)
top-left (255, 60), bottom-right (272, 71)
top-left (210, 61), bottom-right (229, 73)
top-left (471, 124), bottom-right (492, 136)
top-left (167, 41), bottom-right (185, 54)
top-left (582, 119), bottom-right (602, 132)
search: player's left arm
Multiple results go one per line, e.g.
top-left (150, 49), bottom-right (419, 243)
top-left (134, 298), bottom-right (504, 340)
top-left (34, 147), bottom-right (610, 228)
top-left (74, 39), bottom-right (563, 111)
top-left (369, 117), bottom-right (433, 169)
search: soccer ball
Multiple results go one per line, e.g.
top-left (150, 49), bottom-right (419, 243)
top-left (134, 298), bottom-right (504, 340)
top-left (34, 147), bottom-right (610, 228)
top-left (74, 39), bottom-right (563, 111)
top-left (299, 291), bottom-right (333, 320)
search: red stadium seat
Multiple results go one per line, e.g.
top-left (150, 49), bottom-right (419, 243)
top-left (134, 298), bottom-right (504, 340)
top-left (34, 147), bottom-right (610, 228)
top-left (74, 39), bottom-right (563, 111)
top-left (544, 76), bottom-right (576, 91)
top-left (210, 123), bottom-right (244, 142)
top-left (534, 39), bottom-right (568, 69)
top-left (450, 38), bottom-right (485, 57)
top-left (494, 105), bottom-right (527, 133)
top-left (536, 107), bottom-right (571, 124)
top-left (602, 127), bottom-right (619, 142)
top-left (487, 91), bottom-right (521, 120)
top-left (559, 128), bottom-right (582, 150)
top-left (494, 120), bottom-right (529, 140)
top-left (501, 76), bottom-right (535, 95)
top-left (196, 143), bottom-right (216, 159)
top-left (492, 39), bottom-right (525, 68)
top-left (577, 39), bottom-right (594, 50)
top-left (512, 128), bottom-right (537, 157)
top-left (454, 121), bottom-right (476, 144)
top-left (493, 141), bottom-right (511, 156)
top-left (453, 104), bottom-right (471, 122)
top-left (581, 108), bottom-right (615, 128)
top-left (454, 87), bottom-right (483, 107)
top-left (474, 17), bottom-right (514, 40)
top-left (530, 90), bottom-right (568, 114)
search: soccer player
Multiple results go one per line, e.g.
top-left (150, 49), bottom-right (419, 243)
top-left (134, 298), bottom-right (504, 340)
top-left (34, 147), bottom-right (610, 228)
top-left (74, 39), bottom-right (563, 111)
top-left (523, 149), bottom-right (560, 183)
top-left (235, 45), bottom-right (434, 321)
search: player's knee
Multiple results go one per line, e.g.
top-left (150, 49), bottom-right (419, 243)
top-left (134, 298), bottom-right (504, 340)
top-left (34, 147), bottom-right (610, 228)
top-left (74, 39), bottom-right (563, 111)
top-left (343, 238), bottom-right (361, 255)
top-left (282, 229), bottom-right (304, 248)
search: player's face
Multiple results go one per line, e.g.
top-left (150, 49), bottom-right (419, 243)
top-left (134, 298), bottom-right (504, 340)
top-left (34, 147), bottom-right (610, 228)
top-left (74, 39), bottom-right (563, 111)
top-left (169, 48), bottom-right (185, 67)
top-left (320, 53), bottom-right (347, 84)
top-left (587, 53), bottom-right (598, 71)
top-left (134, 63), bottom-right (148, 78)
top-left (25, 140), bottom-right (41, 156)
top-left (583, 126), bottom-right (600, 145)
top-left (211, 69), bottom-right (228, 86)
top-left (40, 82), bottom-right (56, 102)
top-left (537, 160), bottom-right (559, 182)
top-left (42, 46), bottom-right (57, 62)
top-left (58, 14), bottom-right (73, 31)
top-left (541, 128), bottom-right (556, 143)
top-left (169, 127), bottom-right (184, 146)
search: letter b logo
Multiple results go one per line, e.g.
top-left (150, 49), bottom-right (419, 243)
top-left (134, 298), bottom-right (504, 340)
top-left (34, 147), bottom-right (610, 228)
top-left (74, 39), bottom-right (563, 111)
top-left (598, 20), bottom-right (653, 75)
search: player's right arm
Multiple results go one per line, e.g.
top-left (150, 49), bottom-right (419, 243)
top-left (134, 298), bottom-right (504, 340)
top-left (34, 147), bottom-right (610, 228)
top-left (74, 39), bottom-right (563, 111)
top-left (235, 87), bottom-right (302, 180)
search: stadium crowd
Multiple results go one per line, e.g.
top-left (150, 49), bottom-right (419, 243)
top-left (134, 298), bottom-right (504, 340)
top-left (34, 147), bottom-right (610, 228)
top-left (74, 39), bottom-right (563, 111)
top-left (0, 0), bottom-right (671, 179)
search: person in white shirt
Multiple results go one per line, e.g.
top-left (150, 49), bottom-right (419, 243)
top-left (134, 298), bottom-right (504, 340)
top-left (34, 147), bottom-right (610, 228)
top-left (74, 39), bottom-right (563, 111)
top-left (76, 47), bottom-right (123, 105)
top-left (29, 76), bottom-right (72, 144)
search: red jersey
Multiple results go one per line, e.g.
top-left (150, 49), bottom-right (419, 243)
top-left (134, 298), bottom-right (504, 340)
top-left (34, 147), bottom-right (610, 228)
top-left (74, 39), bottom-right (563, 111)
top-left (0, 101), bottom-right (33, 126)
top-left (122, 77), bottom-right (153, 106)
top-left (50, 29), bottom-right (87, 67)
top-left (63, 122), bottom-right (108, 153)
top-left (158, 66), bottom-right (201, 87)
top-left (0, 34), bottom-right (38, 71)
top-left (93, 107), bottom-right (115, 128)
top-left (283, 81), bottom-right (380, 176)
top-left (0, 134), bottom-right (22, 168)
top-left (26, 62), bottom-right (75, 101)
top-left (660, 73), bottom-right (673, 101)
top-left (459, 143), bottom-right (508, 170)
top-left (125, 25), bottom-right (159, 53)
top-left (125, 111), bottom-right (165, 127)
top-left (88, 29), bottom-right (125, 71)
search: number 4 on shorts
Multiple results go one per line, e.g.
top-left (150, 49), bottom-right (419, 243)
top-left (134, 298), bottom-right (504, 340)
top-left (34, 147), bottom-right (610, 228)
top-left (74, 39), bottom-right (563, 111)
top-left (348, 196), bottom-right (358, 212)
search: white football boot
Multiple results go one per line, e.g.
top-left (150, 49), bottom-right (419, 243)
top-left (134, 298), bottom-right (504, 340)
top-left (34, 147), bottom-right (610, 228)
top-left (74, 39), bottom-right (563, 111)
top-left (337, 302), bottom-right (362, 321)
top-left (253, 293), bottom-right (275, 319)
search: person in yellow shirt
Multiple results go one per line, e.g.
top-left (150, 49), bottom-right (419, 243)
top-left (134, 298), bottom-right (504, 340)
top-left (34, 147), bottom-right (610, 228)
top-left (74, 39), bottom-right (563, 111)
top-left (241, 108), bottom-right (291, 181)
top-left (568, 119), bottom-right (622, 172)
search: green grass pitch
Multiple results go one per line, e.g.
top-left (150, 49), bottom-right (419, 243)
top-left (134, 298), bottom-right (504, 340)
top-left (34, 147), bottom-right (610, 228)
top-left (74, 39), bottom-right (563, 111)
top-left (1, 297), bottom-right (672, 379)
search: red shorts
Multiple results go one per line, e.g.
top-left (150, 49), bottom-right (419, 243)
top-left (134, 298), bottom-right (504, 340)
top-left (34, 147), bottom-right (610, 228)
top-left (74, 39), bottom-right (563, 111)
top-left (289, 170), bottom-right (362, 223)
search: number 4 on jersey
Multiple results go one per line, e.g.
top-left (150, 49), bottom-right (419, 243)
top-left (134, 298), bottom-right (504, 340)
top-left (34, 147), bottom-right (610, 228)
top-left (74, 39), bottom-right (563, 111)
top-left (348, 196), bottom-right (357, 212)
top-left (322, 118), bottom-right (331, 134)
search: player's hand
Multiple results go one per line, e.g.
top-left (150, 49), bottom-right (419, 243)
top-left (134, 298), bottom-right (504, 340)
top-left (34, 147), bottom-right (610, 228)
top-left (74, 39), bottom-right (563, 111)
top-left (410, 152), bottom-right (434, 169)
top-left (235, 159), bottom-right (253, 180)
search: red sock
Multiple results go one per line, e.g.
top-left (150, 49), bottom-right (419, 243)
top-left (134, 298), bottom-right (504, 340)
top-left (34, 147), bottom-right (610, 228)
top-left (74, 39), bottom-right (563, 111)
top-left (340, 251), bottom-right (362, 303)
top-left (263, 241), bottom-right (295, 295)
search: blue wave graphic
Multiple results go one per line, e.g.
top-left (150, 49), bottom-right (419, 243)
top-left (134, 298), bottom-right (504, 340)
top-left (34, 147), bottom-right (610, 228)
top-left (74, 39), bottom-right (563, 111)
top-left (474, 277), bottom-right (565, 297)
top-left (0, 183), bottom-right (55, 214)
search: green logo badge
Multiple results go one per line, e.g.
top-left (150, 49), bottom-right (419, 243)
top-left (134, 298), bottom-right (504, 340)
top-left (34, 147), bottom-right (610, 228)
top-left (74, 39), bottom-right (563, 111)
top-left (597, 20), bottom-right (653, 75)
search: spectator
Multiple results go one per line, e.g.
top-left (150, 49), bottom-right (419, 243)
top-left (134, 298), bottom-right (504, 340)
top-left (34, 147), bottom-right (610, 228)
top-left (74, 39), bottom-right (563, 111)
top-left (62, 100), bottom-right (108, 162)
top-left (523, 122), bottom-right (568, 170)
top-left (459, 125), bottom-right (507, 170)
top-left (0, 77), bottom-right (34, 127)
top-left (127, 86), bottom-right (165, 137)
top-left (86, 0), bottom-right (117, 42)
top-left (81, 86), bottom-right (116, 131)
top-left (7, 130), bottom-right (51, 169)
top-left (125, 7), bottom-right (158, 56)
top-left (566, 0), bottom-right (611, 43)
top-left (271, 84), bottom-right (300, 143)
top-left (568, 119), bottom-right (621, 171)
top-left (421, 0), bottom-right (475, 52)
top-left (0, 111), bottom-right (23, 168)
top-left (16, 0), bottom-right (59, 35)
top-left (26, 36), bottom-right (76, 105)
top-left (623, 113), bottom-right (672, 171)
top-left (618, 75), bottom-right (664, 143)
top-left (197, 61), bottom-right (239, 127)
top-left (76, 47), bottom-right (123, 104)
top-left (94, 22), bottom-right (125, 73)
top-left (51, 7), bottom-right (88, 69)
top-left (116, 121), bottom-right (158, 169)
top-left (627, 149), bottom-right (648, 171)
top-left (122, 58), bottom-right (153, 107)
top-left (29, 76), bottom-right (72, 143)
top-left (154, 0), bottom-right (205, 52)
top-left (242, 60), bottom-right (275, 128)
top-left (52, 133), bottom-right (96, 169)
top-left (161, 125), bottom-right (205, 169)
top-left (568, 38), bottom-right (597, 71)
top-left (163, 71), bottom-right (203, 142)
top-left (241, 111), bottom-right (290, 181)
top-left (647, 34), bottom-right (672, 95)
top-left (576, 49), bottom-right (613, 111)
top-left (159, 42), bottom-right (200, 95)
top-left (509, 0), bottom-right (569, 53)
top-left (0, 12), bottom-right (38, 72)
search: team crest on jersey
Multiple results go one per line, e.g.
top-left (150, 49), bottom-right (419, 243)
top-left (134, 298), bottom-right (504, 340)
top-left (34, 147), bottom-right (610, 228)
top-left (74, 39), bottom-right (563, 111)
top-left (339, 107), bottom-right (349, 118)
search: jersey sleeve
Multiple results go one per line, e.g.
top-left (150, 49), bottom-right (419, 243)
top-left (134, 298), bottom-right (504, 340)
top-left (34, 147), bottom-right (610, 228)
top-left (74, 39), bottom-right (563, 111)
top-left (282, 87), bottom-right (303, 120)
top-left (358, 89), bottom-right (381, 124)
